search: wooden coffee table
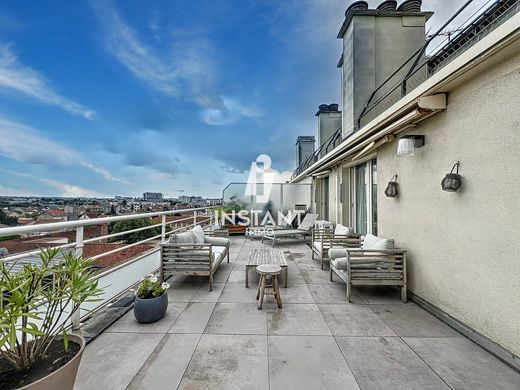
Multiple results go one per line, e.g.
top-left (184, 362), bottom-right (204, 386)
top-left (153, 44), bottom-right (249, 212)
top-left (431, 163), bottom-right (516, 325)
top-left (246, 248), bottom-right (288, 288)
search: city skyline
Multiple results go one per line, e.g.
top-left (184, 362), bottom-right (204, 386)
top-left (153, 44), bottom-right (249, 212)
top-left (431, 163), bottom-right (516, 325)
top-left (0, 0), bottom-right (486, 198)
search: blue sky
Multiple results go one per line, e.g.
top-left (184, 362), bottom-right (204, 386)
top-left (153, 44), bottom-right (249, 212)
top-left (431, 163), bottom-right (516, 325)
top-left (0, 0), bottom-right (484, 198)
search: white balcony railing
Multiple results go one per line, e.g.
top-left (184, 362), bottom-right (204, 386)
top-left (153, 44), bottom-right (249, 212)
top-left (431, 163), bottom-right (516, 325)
top-left (0, 206), bottom-right (219, 327)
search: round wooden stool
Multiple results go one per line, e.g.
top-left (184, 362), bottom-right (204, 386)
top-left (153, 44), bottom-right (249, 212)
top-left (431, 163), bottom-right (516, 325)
top-left (256, 264), bottom-right (282, 310)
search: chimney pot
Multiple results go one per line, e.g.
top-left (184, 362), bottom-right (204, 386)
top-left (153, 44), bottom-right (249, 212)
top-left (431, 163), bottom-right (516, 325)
top-left (377, 0), bottom-right (397, 12)
top-left (318, 104), bottom-right (329, 112)
top-left (345, 1), bottom-right (368, 17)
top-left (397, 0), bottom-right (422, 13)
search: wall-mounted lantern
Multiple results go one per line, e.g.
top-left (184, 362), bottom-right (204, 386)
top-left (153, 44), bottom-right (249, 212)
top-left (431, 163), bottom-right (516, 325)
top-left (397, 135), bottom-right (425, 156)
top-left (441, 161), bottom-right (462, 192)
top-left (384, 175), bottom-right (399, 198)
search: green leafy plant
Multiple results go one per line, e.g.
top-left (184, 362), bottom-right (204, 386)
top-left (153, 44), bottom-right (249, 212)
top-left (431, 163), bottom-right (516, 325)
top-left (133, 274), bottom-right (169, 299)
top-left (0, 248), bottom-right (103, 372)
top-left (109, 218), bottom-right (161, 244)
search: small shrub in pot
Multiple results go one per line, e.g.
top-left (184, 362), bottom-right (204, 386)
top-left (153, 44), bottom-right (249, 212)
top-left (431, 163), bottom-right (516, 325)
top-left (132, 274), bottom-right (169, 323)
top-left (0, 248), bottom-right (103, 389)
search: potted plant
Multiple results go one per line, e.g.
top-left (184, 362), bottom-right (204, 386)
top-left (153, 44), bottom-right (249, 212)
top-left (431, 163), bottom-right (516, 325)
top-left (221, 197), bottom-right (249, 235)
top-left (132, 274), bottom-right (169, 323)
top-left (0, 248), bottom-right (103, 390)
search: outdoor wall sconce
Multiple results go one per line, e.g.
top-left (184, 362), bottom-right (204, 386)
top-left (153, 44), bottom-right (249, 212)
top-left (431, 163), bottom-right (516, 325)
top-left (441, 161), bottom-right (462, 192)
top-left (397, 135), bottom-right (425, 156)
top-left (384, 175), bottom-right (399, 198)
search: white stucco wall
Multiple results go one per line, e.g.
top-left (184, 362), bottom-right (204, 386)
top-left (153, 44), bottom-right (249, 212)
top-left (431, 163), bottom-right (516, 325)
top-left (376, 52), bottom-right (520, 355)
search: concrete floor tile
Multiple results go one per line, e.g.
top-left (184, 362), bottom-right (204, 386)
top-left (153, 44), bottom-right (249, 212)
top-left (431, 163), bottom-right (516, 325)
top-left (169, 302), bottom-right (216, 334)
top-left (75, 332), bottom-right (164, 390)
top-left (178, 334), bottom-right (268, 390)
top-left (127, 334), bottom-right (200, 390)
top-left (219, 281), bottom-right (258, 302)
top-left (308, 283), bottom-right (364, 304)
top-left (336, 336), bottom-right (450, 389)
top-left (371, 304), bottom-right (461, 337)
top-left (298, 268), bottom-right (338, 284)
top-left (272, 283), bottom-right (314, 303)
top-left (268, 335), bottom-right (360, 390)
top-left (167, 283), bottom-right (201, 302)
top-left (206, 302), bottom-right (267, 334)
top-left (319, 304), bottom-right (397, 337)
top-left (405, 337), bottom-right (520, 389)
top-left (267, 303), bottom-right (330, 336)
top-left (191, 282), bottom-right (224, 302)
top-left (212, 267), bottom-right (232, 282)
top-left (228, 268), bottom-right (247, 283)
top-left (106, 302), bottom-right (187, 333)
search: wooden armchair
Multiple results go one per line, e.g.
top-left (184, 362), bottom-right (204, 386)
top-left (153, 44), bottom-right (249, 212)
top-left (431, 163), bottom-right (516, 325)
top-left (312, 228), bottom-right (363, 269)
top-left (161, 230), bottom-right (230, 291)
top-left (329, 245), bottom-right (407, 303)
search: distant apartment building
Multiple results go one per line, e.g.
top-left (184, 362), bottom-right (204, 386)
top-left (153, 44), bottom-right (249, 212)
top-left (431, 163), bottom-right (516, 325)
top-left (291, 0), bottom-right (520, 365)
top-left (143, 192), bottom-right (163, 201)
top-left (205, 198), bottom-right (222, 206)
top-left (178, 195), bottom-right (205, 206)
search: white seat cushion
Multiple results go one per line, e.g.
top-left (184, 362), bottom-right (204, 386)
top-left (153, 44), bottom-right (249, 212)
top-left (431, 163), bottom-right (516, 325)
top-left (212, 245), bottom-right (226, 263)
top-left (362, 234), bottom-right (395, 250)
top-left (334, 224), bottom-right (354, 236)
top-left (312, 241), bottom-right (322, 254)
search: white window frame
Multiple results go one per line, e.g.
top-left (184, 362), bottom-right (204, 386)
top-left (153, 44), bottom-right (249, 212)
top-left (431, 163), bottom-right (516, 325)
top-left (350, 159), bottom-right (377, 235)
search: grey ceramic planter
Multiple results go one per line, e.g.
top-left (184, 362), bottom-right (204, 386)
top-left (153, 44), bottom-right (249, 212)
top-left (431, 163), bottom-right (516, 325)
top-left (134, 292), bottom-right (168, 323)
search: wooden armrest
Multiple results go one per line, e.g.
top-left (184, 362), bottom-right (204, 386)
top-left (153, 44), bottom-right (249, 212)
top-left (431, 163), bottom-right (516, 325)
top-left (162, 243), bottom-right (212, 249)
top-left (346, 248), bottom-right (406, 254)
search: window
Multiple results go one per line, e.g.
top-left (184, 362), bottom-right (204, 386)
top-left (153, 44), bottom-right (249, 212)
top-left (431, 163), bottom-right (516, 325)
top-left (350, 159), bottom-right (377, 235)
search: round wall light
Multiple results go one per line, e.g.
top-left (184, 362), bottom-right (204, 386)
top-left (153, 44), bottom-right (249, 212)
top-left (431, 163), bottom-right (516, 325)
top-left (441, 161), bottom-right (462, 192)
top-left (384, 175), bottom-right (399, 198)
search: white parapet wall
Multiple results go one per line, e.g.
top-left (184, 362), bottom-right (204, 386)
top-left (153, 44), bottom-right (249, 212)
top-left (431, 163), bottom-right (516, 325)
top-left (81, 248), bottom-right (161, 318)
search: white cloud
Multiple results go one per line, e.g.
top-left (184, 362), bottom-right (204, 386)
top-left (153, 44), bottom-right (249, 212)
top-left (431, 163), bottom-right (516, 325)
top-left (201, 97), bottom-right (259, 126)
top-left (0, 168), bottom-right (105, 198)
top-left (0, 44), bottom-right (96, 119)
top-left (0, 184), bottom-right (31, 197)
top-left (90, 1), bottom-right (256, 125)
top-left (38, 178), bottom-right (104, 198)
top-left (0, 118), bottom-right (130, 185)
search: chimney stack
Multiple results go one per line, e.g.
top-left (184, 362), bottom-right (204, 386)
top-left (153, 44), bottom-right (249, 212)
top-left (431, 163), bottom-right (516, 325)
top-left (296, 136), bottom-right (315, 168)
top-left (338, 0), bottom-right (432, 135)
top-left (316, 104), bottom-right (341, 148)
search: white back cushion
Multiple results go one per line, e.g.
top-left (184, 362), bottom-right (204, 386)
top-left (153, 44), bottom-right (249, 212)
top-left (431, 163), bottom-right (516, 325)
top-left (169, 231), bottom-right (194, 244)
top-left (191, 225), bottom-right (205, 244)
top-left (362, 234), bottom-right (395, 250)
top-left (334, 224), bottom-right (354, 236)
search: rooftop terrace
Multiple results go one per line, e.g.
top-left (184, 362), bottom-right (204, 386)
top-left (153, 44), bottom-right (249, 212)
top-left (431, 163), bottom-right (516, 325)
top-left (74, 236), bottom-right (520, 390)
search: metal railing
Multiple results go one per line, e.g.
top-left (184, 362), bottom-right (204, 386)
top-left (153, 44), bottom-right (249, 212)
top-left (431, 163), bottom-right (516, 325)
top-left (358, 0), bottom-right (520, 128)
top-left (0, 206), bottom-right (219, 325)
top-left (291, 127), bottom-right (343, 179)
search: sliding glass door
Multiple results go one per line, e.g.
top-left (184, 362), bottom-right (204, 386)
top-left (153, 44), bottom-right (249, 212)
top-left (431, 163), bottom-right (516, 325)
top-left (350, 159), bottom-right (377, 235)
